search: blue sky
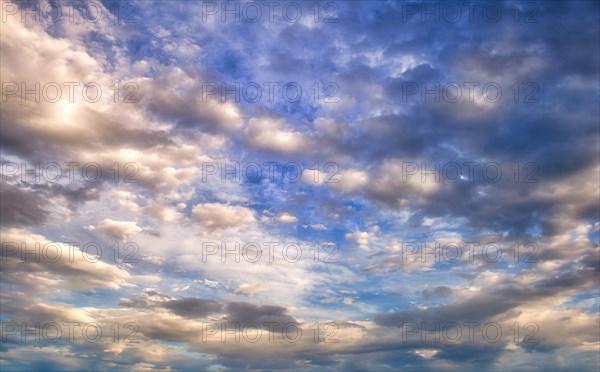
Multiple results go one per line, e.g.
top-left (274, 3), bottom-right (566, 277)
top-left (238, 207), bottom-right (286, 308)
top-left (0, 0), bottom-right (599, 370)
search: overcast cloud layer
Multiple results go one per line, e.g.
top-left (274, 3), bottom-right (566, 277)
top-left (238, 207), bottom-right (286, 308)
top-left (1, 1), bottom-right (599, 371)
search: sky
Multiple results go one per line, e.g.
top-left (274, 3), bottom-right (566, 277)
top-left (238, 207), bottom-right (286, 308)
top-left (0, 0), bottom-right (599, 370)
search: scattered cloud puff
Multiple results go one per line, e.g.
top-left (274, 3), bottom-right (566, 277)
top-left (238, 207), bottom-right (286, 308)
top-left (192, 202), bottom-right (256, 229)
top-left (345, 231), bottom-right (372, 251)
top-left (96, 218), bottom-right (143, 240)
top-left (275, 212), bottom-right (298, 223)
top-left (247, 117), bottom-right (309, 154)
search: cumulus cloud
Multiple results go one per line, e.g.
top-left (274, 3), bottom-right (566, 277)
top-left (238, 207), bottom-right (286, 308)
top-left (275, 212), bottom-right (298, 223)
top-left (192, 203), bottom-right (256, 229)
top-left (162, 297), bottom-right (223, 319)
top-left (301, 168), bottom-right (327, 185)
top-left (142, 67), bottom-right (244, 133)
top-left (345, 231), bottom-right (372, 251)
top-left (96, 218), bottom-right (143, 240)
top-left (246, 117), bottom-right (309, 154)
top-left (332, 169), bottom-right (369, 194)
top-left (225, 302), bottom-right (298, 330)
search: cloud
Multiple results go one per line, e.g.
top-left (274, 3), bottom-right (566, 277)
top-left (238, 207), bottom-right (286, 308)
top-left (275, 212), bottom-right (298, 223)
top-left (331, 169), bottom-right (369, 194)
top-left (234, 282), bottom-right (267, 296)
top-left (192, 203), bottom-right (256, 229)
top-left (1, 0), bottom-right (599, 370)
top-left (96, 218), bottom-right (143, 240)
top-left (162, 297), bottom-right (223, 319)
top-left (308, 223), bottom-right (327, 231)
top-left (247, 117), bottom-right (309, 154)
top-left (225, 302), bottom-right (298, 330)
top-left (0, 228), bottom-right (158, 292)
top-left (0, 182), bottom-right (49, 227)
top-left (301, 168), bottom-right (327, 185)
top-left (374, 253), bottom-right (599, 328)
top-left (142, 67), bottom-right (245, 133)
top-left (421, 286), bottom-right (453, 299)
top-left (345, 231), bottom-right (372, 251)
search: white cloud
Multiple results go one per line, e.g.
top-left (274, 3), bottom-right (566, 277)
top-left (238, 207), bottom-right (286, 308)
top-left (97, 219), bottom-right (143, 240)
top-left (301, 168), bottom-right (327, 185)
top-left (247, 117), bottom-right (309, 154)
top-left (235, 282), bottom-right (266, 296)
top-left (192, 203), bottom-right (256, 229)
top-left (345, 231), bottom-right (372, 251)
top-left (331, 169), bottom-right (369, 194)
top-left (275, 213), bottom-right (298, 223)
top-left (309, 223), bottom-right (328, 231)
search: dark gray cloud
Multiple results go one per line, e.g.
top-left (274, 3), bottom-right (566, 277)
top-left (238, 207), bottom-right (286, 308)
top-left (375, 253), bottom-right (599, 328)
top-left (0, 182), bottom-right (48, 227)
top-left (162, 297), bottom-right (223, 319)
top-left (421, 285), bottom-right (453, 299)
top-left (225, 301), bottom-right (298, 328)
